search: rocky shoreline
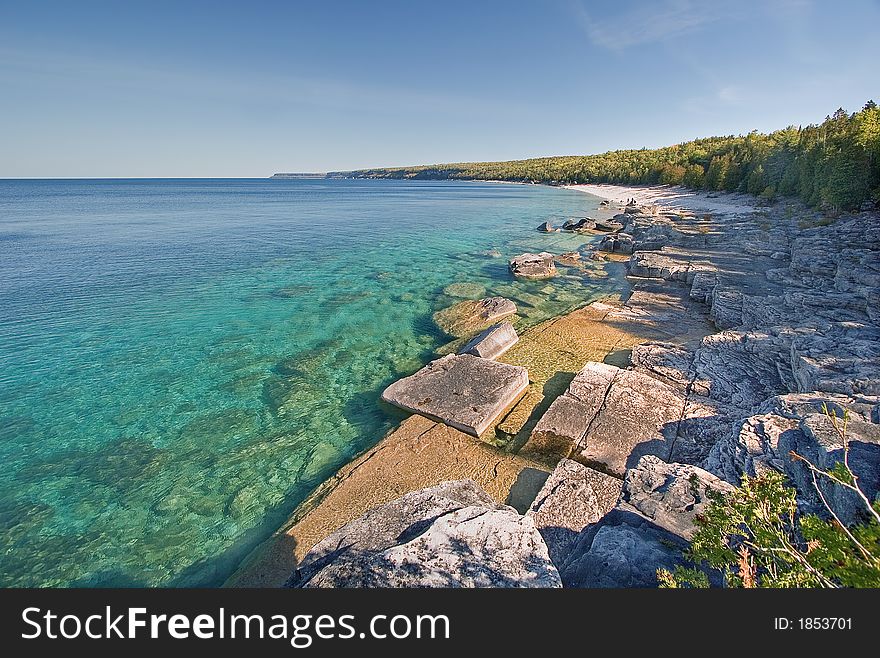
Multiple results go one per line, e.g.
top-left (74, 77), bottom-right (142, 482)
top-left (226, 184), bottom-right (879, 588)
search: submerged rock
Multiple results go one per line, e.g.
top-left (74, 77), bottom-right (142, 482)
top-left (433, 296), bottom-right (517, 337)
top-left (289, 480), bottom-right (561, 588)
top-left (555, 251), bottom-right (582, 266)
top-left (537, 221), bottom-right (559, 233)
top-left (271, 284), bottom-right (316, 299)
top-left (460, 321), bottom-right (519, 360)
top-left (381, 354), bottom-right (529, 437)
top-left (226, 414), bottom-right (555, 587)
top-left (509, 252), bottom-right (557, 279)
top-left (442, 281), bottom-right (487, 299)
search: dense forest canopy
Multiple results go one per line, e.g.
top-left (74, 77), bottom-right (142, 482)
top-left (330, 102), bottom-right (880, 211)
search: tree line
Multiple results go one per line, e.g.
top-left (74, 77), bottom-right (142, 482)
top-left (331, 102), bottom-right (880, 211)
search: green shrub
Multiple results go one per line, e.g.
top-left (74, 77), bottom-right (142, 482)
top-left (659, 407), bottom-right (880, 588)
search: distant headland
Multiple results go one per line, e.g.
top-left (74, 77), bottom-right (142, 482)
top-left (270, 172), bottom-right (327, 179)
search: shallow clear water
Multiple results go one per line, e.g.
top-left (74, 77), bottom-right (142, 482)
top-left (0, 178), bottom-right (618, 587)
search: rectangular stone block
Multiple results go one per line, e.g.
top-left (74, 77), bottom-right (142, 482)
top-left (521, 395), bottom-right (594, 460)
top-left (381, 354), bottom-right (529, 437)
top-left (460, 321), bottom-right (519, 360)
top-left (527, 458), bottom-right (622, 566)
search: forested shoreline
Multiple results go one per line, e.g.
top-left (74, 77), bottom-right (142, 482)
top-left (330, 102), bottom-right (879, 211)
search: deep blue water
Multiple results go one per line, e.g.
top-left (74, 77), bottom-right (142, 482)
top-left (0, 178), bottom-right (615, 586)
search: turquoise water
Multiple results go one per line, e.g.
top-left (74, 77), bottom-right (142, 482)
top-left (0, 178), bottom-right (616, 587)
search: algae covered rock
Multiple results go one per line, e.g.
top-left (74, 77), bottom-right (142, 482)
top-left (442, 281), bottom-right (487, 299)
top-left (509, 252), bottom-right (557, 279)
top-left (555, 251), bottom-right (582, 266)
top-left (433, 296), bottom-right (517, 337)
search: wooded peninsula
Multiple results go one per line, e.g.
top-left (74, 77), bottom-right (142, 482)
top-left (330, 102), bottom-right (880, 211)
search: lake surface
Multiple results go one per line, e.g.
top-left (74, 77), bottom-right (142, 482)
top-left (0, 178), bottom-right (618, 586)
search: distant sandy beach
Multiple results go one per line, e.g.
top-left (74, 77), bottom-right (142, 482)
top-left (565, 183), bottom-right (760, 215)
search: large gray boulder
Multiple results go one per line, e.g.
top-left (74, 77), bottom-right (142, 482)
top-left (460, 321), bottom-right (518, 360)
top-left (527, 459), bottom-right (622, 567)
top-left (289, 480), bottom-right (561, 588)
top-left (704, 412), bottom-right (797, 484)
top-left (381, 354), bottom-right (529, 437)
top-left (623, 455), bottom-right (734, 540)
top-left (560, 456), bottom-right (731, 587)
top-left (594, 219), bottom-right (624, 232)
top-left (562, 218), bottom-right (594, 231)
top-left (509, 252), bottom-right (557, 279)
top-left (559, 505), bottom-right (688, 588)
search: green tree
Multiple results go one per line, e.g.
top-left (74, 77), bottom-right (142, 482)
top-left (658, 407), bottom-right (880, 588)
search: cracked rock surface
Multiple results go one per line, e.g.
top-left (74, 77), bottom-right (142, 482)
top-left (289, 480), bottom-right (561, 588)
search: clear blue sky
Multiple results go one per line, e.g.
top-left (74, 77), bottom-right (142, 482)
top-left (2, 0), bottom-right (878, 177)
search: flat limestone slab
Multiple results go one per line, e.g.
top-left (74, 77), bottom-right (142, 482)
top-left (460, 321), bottom-right (519, 360)
top-left (574, 365), bottom-right (687, 477)
top-left (381, 354), bottom-right (529, 437)
top-left (520, 361), bottom-right (686, 475)
top-left (520, 362), bottom-right (617, 460)
top-left (433, 297), bottom-right (517, 338)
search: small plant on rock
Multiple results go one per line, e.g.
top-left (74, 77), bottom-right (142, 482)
top-left (658, 406), bottom-right (880, 588)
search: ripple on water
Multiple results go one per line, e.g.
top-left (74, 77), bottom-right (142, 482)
top-left (0, 178), bottom-right (623, 586)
